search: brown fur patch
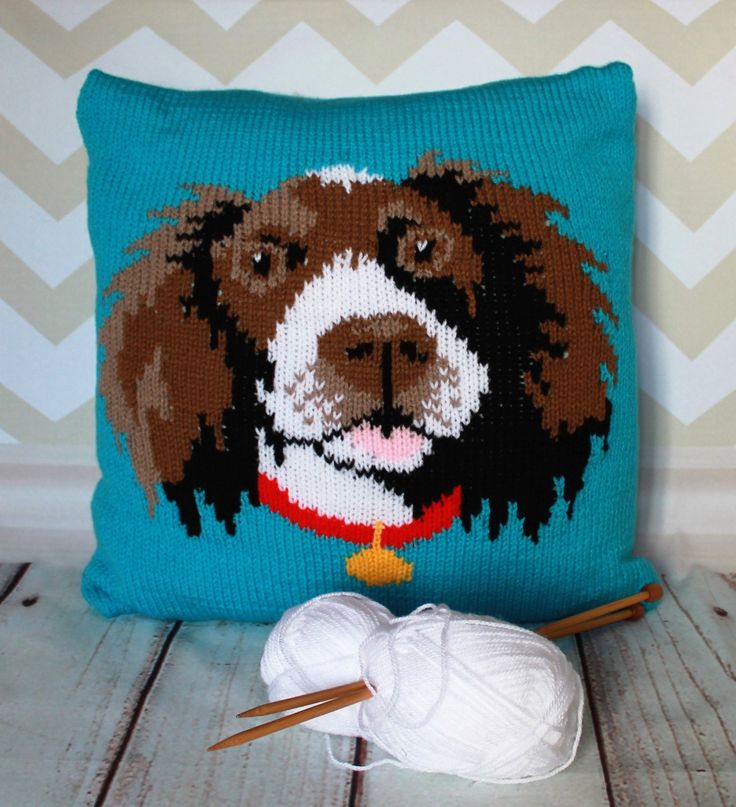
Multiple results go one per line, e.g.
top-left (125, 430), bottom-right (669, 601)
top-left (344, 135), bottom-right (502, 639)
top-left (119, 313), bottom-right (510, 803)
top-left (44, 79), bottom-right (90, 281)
top-left (100, 186), bottom-right (241, 506)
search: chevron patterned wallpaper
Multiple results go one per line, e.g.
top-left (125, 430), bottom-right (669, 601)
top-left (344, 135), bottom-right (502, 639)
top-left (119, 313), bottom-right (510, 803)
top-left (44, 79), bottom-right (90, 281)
top-left (1, 0), bottom-right (734, 452)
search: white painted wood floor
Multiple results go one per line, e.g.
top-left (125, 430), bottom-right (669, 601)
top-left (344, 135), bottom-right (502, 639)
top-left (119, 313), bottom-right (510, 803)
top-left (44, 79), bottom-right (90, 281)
top-left (0, 564), bottom-right (734, 806)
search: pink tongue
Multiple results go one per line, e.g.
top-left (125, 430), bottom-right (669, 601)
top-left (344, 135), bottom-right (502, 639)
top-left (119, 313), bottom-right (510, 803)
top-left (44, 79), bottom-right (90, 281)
top-left (350, 424), bottom-right (424, 462)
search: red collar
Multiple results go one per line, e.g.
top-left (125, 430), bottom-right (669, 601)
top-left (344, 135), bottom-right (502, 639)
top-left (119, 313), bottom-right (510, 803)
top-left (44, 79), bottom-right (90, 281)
top-left (257, 473), bottom-right (461, 548)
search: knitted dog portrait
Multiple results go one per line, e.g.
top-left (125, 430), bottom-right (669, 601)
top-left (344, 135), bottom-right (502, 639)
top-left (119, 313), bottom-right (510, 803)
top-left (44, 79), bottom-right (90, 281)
top-left (100, 150), bottom-right (616, 582)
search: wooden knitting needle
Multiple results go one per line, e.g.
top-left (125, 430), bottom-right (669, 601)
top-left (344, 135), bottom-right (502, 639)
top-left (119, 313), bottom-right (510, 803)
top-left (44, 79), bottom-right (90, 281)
top-left (542, 603), bottom-right (645, 640)
top-left (536, 583), bottom-right (662, 638)
top-left (237, 680), bottom-right (367, 718)
top-left (208, 687), bottom-right (372, 752)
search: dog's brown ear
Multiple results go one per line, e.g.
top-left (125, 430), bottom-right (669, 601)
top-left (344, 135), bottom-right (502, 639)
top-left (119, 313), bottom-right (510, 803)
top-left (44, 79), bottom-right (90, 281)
top-left (481, 181), bottom-right (616, 439)
top-left (99, 186), bottom-right (249, 512)
top-left (410, 151), bottom-right (617, 439)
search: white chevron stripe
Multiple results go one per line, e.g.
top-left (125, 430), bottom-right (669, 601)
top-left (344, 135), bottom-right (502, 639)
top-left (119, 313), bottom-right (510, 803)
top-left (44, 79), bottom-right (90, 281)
top-left (499, 0), bottom-right (564, 23)
top-left (236, 21), bottom-right (521, 96)
top-left (555, 22), bottom-right (736, 159)
top-left (0, 27), bottom-right (87, 164)
top-left (345, 0), bottom-right (411, 25)
top-left (635, 310), bottom-right (736, 424)
top-left (0, 175), bottom-right (90, 287)
top-left (232, 22), bottom-right (376, 95)
top-left (636, 183), bottom-right (736, 289)
top-left (28, 0), bottom-right (113, 31)
top-left (378, 21), bottom-right (520, 93)
top-left (91, 27), bottom-right (221, 86)
top-left (239, 20), bottom-right (736, 160)
top-left (191, 0), bottom-right (260, 30)
top-left (0, 428), bottom-right (19, 445)
top-left (649, 0), bottom-right (722, 25)
top-left (0, 302), bottom-right (94, 421)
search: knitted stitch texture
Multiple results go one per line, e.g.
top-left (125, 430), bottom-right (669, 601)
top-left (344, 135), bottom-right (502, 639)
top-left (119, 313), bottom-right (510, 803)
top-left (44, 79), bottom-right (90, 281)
top-left (77, 63), bottom-right (658, 622)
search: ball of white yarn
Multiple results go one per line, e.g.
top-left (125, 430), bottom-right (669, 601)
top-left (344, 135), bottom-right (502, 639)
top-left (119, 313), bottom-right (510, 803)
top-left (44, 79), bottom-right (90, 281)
top-left (260, 592), bottom-right (391, 736)
top-left (358, 604), bottom-right (583, 782)
top-left (261, 595), bottom-right (583, 783)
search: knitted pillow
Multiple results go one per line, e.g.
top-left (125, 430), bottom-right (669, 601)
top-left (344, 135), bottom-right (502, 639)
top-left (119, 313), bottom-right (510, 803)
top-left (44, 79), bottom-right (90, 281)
top-left (77, 63), bottom-right (657, 623)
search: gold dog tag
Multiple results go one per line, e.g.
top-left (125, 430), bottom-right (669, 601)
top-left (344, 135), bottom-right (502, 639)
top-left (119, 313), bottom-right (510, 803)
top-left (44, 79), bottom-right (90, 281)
top-left (345, 521), bottom-right (414, 586)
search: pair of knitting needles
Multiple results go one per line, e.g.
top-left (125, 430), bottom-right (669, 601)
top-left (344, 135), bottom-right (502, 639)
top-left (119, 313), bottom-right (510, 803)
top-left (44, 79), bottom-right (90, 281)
top-left (208, 582), bottom-right (663, 752)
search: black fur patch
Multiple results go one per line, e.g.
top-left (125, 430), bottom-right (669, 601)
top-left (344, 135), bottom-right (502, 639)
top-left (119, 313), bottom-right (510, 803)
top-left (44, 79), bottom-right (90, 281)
top-left (161, 201), bottom-right (278, 536)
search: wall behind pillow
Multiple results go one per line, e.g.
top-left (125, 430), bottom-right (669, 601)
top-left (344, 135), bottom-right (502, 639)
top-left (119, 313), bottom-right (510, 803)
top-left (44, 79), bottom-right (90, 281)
top-left (0, 0), bottom-right (734, 574)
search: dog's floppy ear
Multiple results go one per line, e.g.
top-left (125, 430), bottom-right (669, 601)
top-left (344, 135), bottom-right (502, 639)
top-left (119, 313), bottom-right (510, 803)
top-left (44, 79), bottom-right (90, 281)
top-left (100, 186), bottom-right (251, 521)
top-left (472, 170), bottom-right (616, 440)
top-left (408, 151), bottom-right (617, 437)
top-left (405, 152), bottom-right (617, 539)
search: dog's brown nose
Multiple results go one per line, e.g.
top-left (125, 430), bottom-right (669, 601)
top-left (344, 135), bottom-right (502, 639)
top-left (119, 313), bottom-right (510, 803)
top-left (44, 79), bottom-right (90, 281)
top-left (318, 313), bottom-right (437, 421)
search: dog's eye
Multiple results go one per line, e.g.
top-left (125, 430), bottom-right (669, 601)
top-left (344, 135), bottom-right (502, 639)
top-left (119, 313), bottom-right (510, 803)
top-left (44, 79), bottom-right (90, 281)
top-left (396, 226), bottom-right (452, 278)
top-left (251, 252), bottom-right (270, 276)
top-left (248, 240), bottom-right (306, 278)
top-left (414, 239), bottom-right (435, 263)
top-left (213, 226), bottom-right (308, 298)
top-left (285, 242), bottom-right (307, 271)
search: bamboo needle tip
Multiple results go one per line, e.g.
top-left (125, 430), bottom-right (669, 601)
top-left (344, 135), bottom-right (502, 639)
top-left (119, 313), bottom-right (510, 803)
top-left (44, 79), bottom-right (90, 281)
top-left (644, 583), bottom-right (664, 603)
top-left (207, 739), bottom-right (234, 752)
top-left (235, 680), bottom-right (369, 720)
top-left (212, 688), bottom-right (372, 752)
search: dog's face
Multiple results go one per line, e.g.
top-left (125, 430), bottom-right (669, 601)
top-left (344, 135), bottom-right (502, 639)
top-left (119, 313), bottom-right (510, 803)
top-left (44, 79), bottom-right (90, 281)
top-left (208, 168), bottom-right (488, 477)
top-left (100, 153), bottom-right (617, 545)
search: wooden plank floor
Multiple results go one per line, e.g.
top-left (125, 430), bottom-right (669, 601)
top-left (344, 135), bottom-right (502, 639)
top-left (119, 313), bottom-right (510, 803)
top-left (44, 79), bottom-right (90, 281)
top-left (580, 572), bottom-right (736, 805)
top-left (0, 564), bottom-right (733, 806)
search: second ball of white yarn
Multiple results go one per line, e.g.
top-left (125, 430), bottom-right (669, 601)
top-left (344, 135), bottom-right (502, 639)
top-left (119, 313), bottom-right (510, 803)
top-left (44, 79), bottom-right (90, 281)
top-left (358, 604), bottom-right (583, 782)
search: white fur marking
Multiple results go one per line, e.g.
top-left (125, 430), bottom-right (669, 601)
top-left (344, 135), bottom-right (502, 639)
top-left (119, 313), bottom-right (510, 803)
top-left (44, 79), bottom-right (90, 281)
top-left (305, 165), bottom-right (383, 194)
top-left (258, 251), bottom-right (489, 465)
top-left (258, 434), bottom-right (414, 527)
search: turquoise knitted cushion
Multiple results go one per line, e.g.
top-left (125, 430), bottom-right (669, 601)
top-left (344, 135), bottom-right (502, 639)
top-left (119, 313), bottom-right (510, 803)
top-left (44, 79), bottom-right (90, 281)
top-left (77, 63), bottom-right (657, 623)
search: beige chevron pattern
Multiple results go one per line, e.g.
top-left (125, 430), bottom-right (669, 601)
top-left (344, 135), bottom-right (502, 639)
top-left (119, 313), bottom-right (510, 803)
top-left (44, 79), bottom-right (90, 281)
top-left (640, 391), bottom-right (736, 447)
top-left (0, 386), bottom-right (94, 444)
top-left (3, 0), bottom-right (733, 82)
top-left (0, 0), bottom-right (734, 448)
top-left (0, 117), bottom-right (88, 219)
top-left (0, 247), bottom-right (93, 344)
top-left (633, 244), bottom-right (736, 358)
top-left (636, 121), bottom-right (734, 229)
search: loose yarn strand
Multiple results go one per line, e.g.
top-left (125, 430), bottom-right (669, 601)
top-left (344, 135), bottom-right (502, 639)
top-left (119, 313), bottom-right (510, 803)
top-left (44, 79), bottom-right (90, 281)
top-left (324, 735), bottom-right (409, 774)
